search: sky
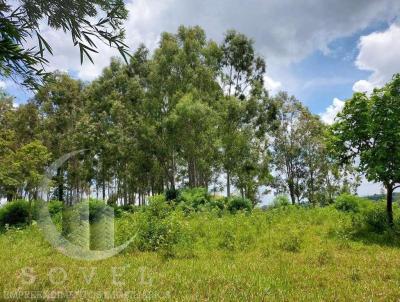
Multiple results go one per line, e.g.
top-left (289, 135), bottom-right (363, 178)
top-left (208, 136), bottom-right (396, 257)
top-left (2, 0), bottom-right (400, 196)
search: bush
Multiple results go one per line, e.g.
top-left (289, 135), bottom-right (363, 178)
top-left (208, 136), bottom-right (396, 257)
top-left (135, 199), bottom-right (184, 257)
top-left (334, 194), bottom-right (371, 213)
top-left (165, 188), bottom-right (180, 201)
top-left (119, 204), bottom-right (139, 213)
top-left (361, 206), bottom-right (389, 234)
top-left (88, 199), bottom-right (112, 223)
top-left (177, 187), bottom-right (210, 209)
top-left (272, 195), bottom-right (290, 208)
top-left (47, 200), bottom-right (63, 216)
top-left (280, 233), bottom-right (302, 253)
top-left (226, 196), bottom-right (252, 214)
top-left (0, 200), bottom-right (30, 227)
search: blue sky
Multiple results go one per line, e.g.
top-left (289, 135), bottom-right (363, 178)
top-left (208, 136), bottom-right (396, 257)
top-left (2, 1), bottom-right (400, 116)
top-left (290, 22), bottom-right (389, 115)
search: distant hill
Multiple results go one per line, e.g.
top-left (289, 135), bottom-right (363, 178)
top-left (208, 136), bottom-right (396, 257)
top-left (364, 193), bottom-right (400, 202)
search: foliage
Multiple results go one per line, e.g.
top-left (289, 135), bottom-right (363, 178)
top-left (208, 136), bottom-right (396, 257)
top-left (4, 205), bottom-right (400, 299)
top-left (272, 194), bottom-right (290, 208)
top-left (135, 198), bottom-right (186, 257)
top-left (177, 187), bottom-right (210, 208)
top-left (165, 188), bottom-right (180, 201)
top-left (0, 0), bottom-right (128, 88)
top-left (47, 200), bottom-right (63, 216)
top-left (334, 194), bottom-right (371, 213)
top-left (330, 74), bottom-right (400, 224)
top-left (0, 199), bottom-right (30, 227)
top-left (271, 92), bottom-right (357, 206)
top-left (226, 196), bottom-right (252, 214)
top-left (279, 232), bottom-right (302, 253)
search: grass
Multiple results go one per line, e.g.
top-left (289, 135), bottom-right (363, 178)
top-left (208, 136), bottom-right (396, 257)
top-left (2, 205), bottom-right (400, 301)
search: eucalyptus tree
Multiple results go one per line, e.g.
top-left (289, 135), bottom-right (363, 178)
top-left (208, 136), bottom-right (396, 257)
top-left (33, 72), bottom-right (85, 202)
top-left (270, 92), bottom-right (306, 204)
top-left (147, 25), bottom-right (222, 190)
top-left (0, 0), bottom-right (128, 88)
top-left (219, 30), bottom-right (268, 197)
top-left (331, 74), bottom-right (400, 225)
top-left (167, 93), bottom-right (219, 188)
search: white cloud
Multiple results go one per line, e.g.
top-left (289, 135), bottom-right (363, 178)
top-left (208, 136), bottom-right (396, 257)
top-left (320, 97), bottom-right (345, 125)
top-left (353, 23), bottom-right (400, 93)
top-left (264, 75), bottom-right (282, 94)
top-left (352, 79), bottom-right (375, 94)
top-left (25, 0), bottom-right (400, 83)
top-left (0, 80), bottom-right (6, 89)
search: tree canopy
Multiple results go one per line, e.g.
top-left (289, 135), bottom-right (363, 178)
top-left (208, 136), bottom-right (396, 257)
top-left (0, 0), bottom-right (128, 88)
top-left (331, 74), bottom-right (400, 224)
top-left (0, 25), bottom-right (356, 206)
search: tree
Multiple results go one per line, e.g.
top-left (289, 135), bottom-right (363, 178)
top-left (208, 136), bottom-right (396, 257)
top-left (167, 93), bottom-right (219, 188)
top-left (331, 74), bottom-right (400, 225)
top-left (219, 30), bottom-right (267, 196)
top-left (14, 140), bottom-right (51, 201)
top-left (0, 0), bottom-right (128, 88)
top-left (271, 92), bottom-right (305, 204)
top-left (33, 72), bottom-right (84, 202)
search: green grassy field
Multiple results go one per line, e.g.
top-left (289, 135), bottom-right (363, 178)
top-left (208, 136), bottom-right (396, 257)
top-left (1, 205), bottom-right (400, 301)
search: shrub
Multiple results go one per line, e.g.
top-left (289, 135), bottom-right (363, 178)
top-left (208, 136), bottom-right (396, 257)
top-left (48, 200), bottom-right (63, 216)
top-left (280, 233), bottom-right (302, 253)
top-left (119, 204), bottom-right (139, 213)
top-left (334, 194), bottom-right (371, 213)
top-left (88, 199), bottom-right (112, 223)
top-left (165, 188), bottom-right (180, 201)
top-left (362, 206), bottom-right (389, 234)
top-left (146, 195), bottom-right (171, 219)
top-left (272, 195), bottom-right (290, 208)
top-left (136, 206), bottom-right (183, 257)
top-left (226, 196), bottom-right (252, 214)
top-left (177, 187), bottom-right (210, 208)
top-left (0, 200), bottom-right (30, 227)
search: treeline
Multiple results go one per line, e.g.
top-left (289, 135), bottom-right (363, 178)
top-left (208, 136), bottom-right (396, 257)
top-left (0, 26), bottom-right (357, 206)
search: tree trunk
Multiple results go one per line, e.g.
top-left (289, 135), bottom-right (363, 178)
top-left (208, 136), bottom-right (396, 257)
top-left (57, 168), bottom-right (64, 202)
top-left (6, 193), bottom-right (13, 202)
top-left (387, 184), bottom-right (394, 226)
top-left (227, 171), bottom-right (231, 197)
top-left (288, 181), bottom-right (296, 205)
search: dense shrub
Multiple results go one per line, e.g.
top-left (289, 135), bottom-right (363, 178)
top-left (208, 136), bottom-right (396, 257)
top-left (334, 194), bottom-right (371, 213)
top-left (88, 199), bottom-right (112, 223)
top-left (178, 187), bottom-right (210, 209)
top-left (0, 200), bottom-right (30, 227)
top-left (47, 200), bottom-right (63, 216)
top-left (165, 188), bottom-right (180, 201)
top-left (226, 196), bottom-right (252, 214)
top-left (362, 206), bottom-right (389, 233)
top-left (272, 195), bottom-right (290, 208)
top-left (135, 198), bottom-right (185, 257)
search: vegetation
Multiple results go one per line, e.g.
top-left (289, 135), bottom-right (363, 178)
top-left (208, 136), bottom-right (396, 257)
top-left (0, 0), bottom-right (128, 88)
top-left (1, 6), bottom-right (400, 298)
top-left (331, 74), bottom-right (400, 225)
top-left (0, 26), bottom-right (356, 208)
top-left (1, 195), bottom-right (400, 300)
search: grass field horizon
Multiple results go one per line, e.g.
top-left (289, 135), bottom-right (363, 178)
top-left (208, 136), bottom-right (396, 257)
top-left (1, 196), bottom-right (400, 301)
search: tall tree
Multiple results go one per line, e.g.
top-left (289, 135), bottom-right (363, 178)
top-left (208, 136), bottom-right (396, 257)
top-left (331, 74), bottom-right (400, 225)
top-left (33, 72), bottom-right (84, 202)
top-left (219, 30), bottom-right (267, 196)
